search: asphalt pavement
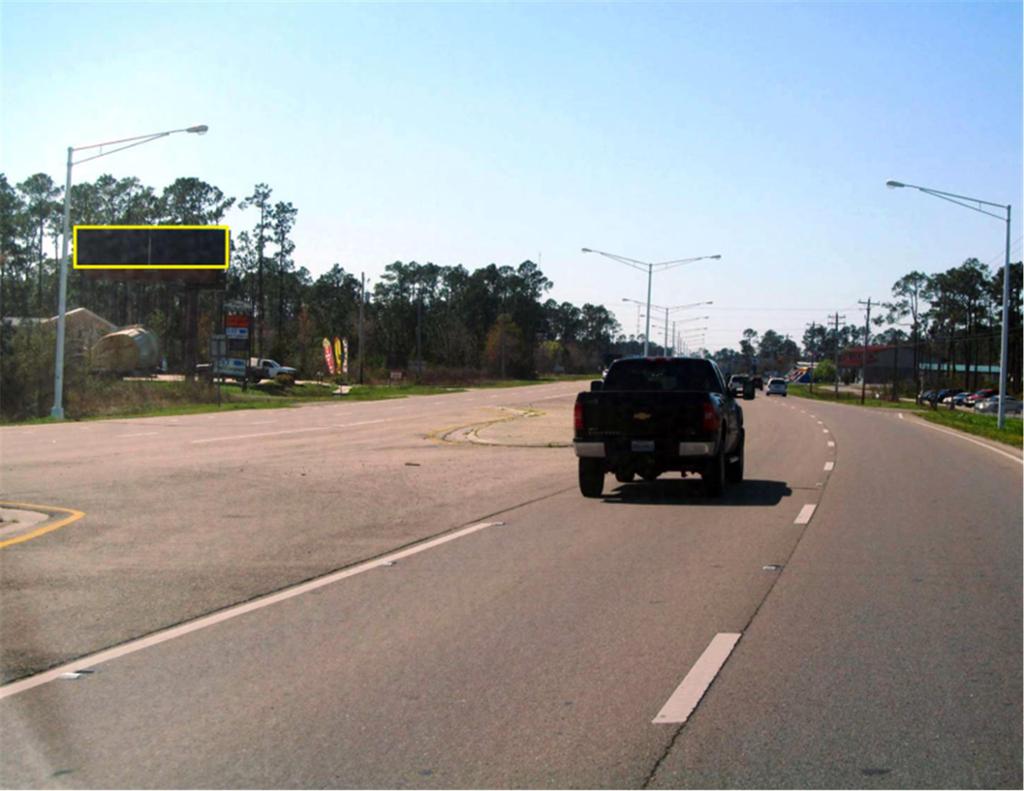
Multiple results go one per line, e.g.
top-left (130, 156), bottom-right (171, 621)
top-left (0, 384), bottom-right (1020, 788)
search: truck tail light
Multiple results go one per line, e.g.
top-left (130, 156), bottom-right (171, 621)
top-left (574, 401), bottom-right (584, 433)
top-left (701, 403), bottom-right (720, 434)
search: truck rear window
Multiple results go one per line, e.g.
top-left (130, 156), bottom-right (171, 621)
top-left (604, 360), bottom-right (722, 393)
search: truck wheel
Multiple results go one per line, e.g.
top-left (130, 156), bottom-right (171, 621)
top-left (579, 459), bottom-right (604, 498)
top-left (726, 429), bottom-right (745, 484)
top-left (703, 435), bottom-right (727, 497)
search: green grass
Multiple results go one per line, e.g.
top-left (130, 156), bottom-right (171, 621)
top-left (787, 383), bottom-right (921, 411)
top-left (1, 374), bottom-right (596, 425)
top-left (0, 379), bottom-right (465, 425)
top-left (339, 384), bottom-right (465, 401)
top-left (916, 409), bottom-right (1023, 448)
top-left (469, 374), bottom-right (595, 389)
top-left (787, 383), bottom-right (1023, 448)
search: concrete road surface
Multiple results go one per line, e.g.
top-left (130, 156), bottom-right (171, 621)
top-left (1, 384), bottom-right (1020, 788)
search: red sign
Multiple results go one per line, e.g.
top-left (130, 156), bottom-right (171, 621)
top-left (322, 338), bottom-right (336, 374)
top-left (226, 313), bottom-right (249, 328)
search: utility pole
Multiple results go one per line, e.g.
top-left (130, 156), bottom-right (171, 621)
top-left (416, 288), bottom-right (423, 379)
top-left (858, 299), bottom-right (872, 404)
top-left (358, 272), bottom-right (365, 385)
top-left (808, 322), bottom-right (816, 394)
top-left (664, 306), bottom-right (670, 352)
top-left (828, 312), bottom-right (846, 399)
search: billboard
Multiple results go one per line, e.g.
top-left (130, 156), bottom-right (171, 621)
top-left (73, 225), bottom-right (229, 286)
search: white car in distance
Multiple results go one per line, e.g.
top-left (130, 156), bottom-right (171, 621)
top-left (766, 377), bottom-right (788, 397)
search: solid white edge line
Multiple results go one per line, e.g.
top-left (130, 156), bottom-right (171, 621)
top-left (824, 461), bottom-right (835, 471)
top-left (653, 633), bottom-right (742, 724)
top-left (0, 520), bottom-right (502, 701)
top-left (794, 504), bottom-right (817, 524)
top-left (912, 419), bottom-right (1023, 465)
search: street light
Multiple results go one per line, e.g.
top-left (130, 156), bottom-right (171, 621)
top-left (625, 297), bottom-right (713, 350)
top-left (584, 247), bottom-right (721, 355)
top-left (50, 124), bottom-right (209, 419)
top-left (887, 179), bottom-right (1013, 428)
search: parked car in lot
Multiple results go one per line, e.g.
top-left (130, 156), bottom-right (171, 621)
top-left (940, 389), bottom-right (965, 404)
top-left (766, 377), bottom-right (788, 396)
top-left (964, 388), bottom-right (997, 406)
top-left (574, 357), bottom-right (749, 498)
top-left (951, 392), bottom-right (971, 407)
top-left (974, 395), bottom-right (1022, 415)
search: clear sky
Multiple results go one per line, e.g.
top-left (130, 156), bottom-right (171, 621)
top-left (3, 1), bottom-right (1021, 350)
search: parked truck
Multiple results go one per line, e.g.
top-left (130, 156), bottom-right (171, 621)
top-left (198, 357), bottom-right (298, 384)
top-left (573, 356), bottom-right (752, 498)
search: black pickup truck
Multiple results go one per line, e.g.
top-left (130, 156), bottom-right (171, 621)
top-left (573, 357), bottom-right (752, 498)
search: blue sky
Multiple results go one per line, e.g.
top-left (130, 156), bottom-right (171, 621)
top-left (3, 1), bottom-right (1021, 349)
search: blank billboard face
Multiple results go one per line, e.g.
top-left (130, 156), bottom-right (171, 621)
top-left (74, 226), bottom-right (230, 270)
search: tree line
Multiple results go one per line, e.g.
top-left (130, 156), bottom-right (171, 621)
top-left (706, 258), bottom-right (1021, 394)
top-left (1, 169), bottom-right (1020, 420)
top-left (0, 172), bottom-right (625, 402)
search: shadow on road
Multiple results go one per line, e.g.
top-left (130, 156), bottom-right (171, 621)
top-left (602, 478), bottom-right (792, 506)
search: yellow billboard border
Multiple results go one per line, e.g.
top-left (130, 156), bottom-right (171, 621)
top-left (73, 225), bottom-right (230, 270)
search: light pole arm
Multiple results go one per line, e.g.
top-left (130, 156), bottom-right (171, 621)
top-left (73, 133), bottom-right (173, 165)
top-left (582, 248), bottom-right (650, 273)
top-left (654, 255), bottom-right (720, 272)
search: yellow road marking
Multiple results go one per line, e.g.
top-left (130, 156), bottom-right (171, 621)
top-left (0, 501), bottom-right (84, 549)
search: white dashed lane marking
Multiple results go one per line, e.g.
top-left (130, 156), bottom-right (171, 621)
top-left (794, 504), bottom-right (817, 524)
top-left (653, 633), bottom-right (742, 725)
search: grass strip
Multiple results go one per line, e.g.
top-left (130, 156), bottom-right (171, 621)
top-left (915, 409), bottom-right (1023, 449)
top-left (786, 383), bottom-right (920, 411)
top-left (787, 383), bottom-right (1022, 448)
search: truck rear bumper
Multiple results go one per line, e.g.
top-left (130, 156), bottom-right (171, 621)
top-left (677, 441), bottom-right (716, 456)
top-left (574, 440), bottom-right (718, 459)
top-left (573, 441), bottom-right (606, 458)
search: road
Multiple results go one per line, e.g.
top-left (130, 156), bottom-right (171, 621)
top-left (1, 383), bottom-right (1020, 788)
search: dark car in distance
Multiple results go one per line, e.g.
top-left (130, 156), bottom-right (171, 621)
top-left (573, 357), bottom-right (750, 498)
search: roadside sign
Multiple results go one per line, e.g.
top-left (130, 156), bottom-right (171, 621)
top-left (390, 370), bottom-right (403, 383)
top-left (220, 358), bottom-right (247, 376)
top-left (342, 338), bottom-right (349, 375)
top-left (334, 337), bottom-right (343, 373)
top-left (323, 338), bottom-right (336, 375)
top-left (209, 334), bottom-right (227, 358)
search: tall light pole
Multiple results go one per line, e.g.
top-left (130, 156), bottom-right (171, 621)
top-left (622, 297), bottom-right (712, 355)
top-left (887, 179), bottom-right (1013, 428)
top-left (584, 248), bottom-right (720, 356)
top-left (49, 124), bottom-right (209, 419)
